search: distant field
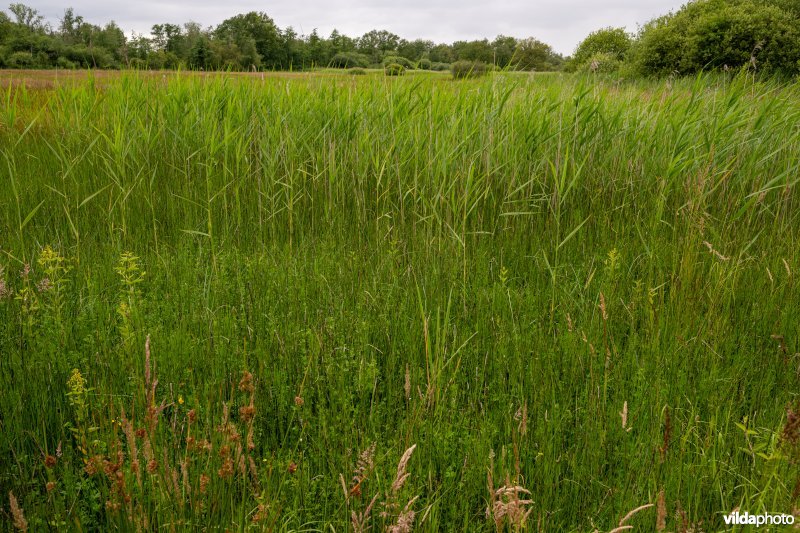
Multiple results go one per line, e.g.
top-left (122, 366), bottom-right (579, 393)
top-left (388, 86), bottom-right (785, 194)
top-left (1, 70), bottom-right (799, 531)
top-left (0, 68), bottom-right (452, 89)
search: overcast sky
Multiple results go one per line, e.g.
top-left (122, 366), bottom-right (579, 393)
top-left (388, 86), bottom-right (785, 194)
top-left (21, 0), bottom-right (685, 55)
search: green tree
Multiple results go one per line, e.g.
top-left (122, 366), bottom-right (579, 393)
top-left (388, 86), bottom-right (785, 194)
top-left (511, 38), bottom-right (562, 71)
top-left (214, 12), bottom-right (281, 69)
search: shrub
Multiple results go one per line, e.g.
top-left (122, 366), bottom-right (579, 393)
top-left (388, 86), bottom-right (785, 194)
top-left (417, 58), bottom-right (432, 70)
top-left (329, 52), bottom-right (370, 69)
top-left (382, 55), bottom-right (414, 69)
top-left (7, 51), bottom-right (34, 68)
top-left (347, 67), bottom-right (366, 75)
top-left (451, 60), bottom-right (488, 79)
top-left (56, 56), bottom-right (77, 70)
top-left (572, 27), bottom-right (631, 70)
top-left (384, 63), bottom-right (406, 76)
top-left (630, 0), bottom-right (800, 76)
top-left (581, 52), bottom-right (622, 74)
top-left (430, 62), bottom-right (450, 71)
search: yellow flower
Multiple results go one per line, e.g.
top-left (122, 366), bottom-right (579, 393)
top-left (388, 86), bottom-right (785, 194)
top-left (178, 395), bottom-right (184, 405)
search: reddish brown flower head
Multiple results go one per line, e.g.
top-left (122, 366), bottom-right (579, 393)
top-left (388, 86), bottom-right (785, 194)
top-left (218, 458), bottom-right (234, 479)
top-left (288, 461), bottom-right (298, 474)
top-left (239, 404), bottom-right (256, 423)
top-left (219, 445), bottom-right (231, 459)
top-left (239, 371), bottom-right (255, 393)
top-left (147, 459), bottom-right (159, 474)
top-left (187, 409), bottom-right (197, 424)
top-left (294, 396), bottom-right (304, 407)
top-left (44, 455), bottom-right (57, 468)
top-left (46, 481), bottom-right (56, 493)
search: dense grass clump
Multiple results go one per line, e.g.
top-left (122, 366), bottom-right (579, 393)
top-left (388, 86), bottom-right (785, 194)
top-left (1, 70), bottom-right (800, 531)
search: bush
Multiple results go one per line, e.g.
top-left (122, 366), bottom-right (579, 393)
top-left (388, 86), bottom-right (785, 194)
top-left (384, 63), bottom-right (406, 76)
top-left (417, 58), bottom-right (432, 70)
top-left (572, 27), bottom-right (631, 70)
top-left (347, 67), bottom-right (366, 75)
top-left (56, 56), bottom-right (77, 69)
top-left (581, 52), bottom-right (622, 74)
top-left (329, 52), bottom-right (370, 69)
top-left (7, 51), bottom-right (34, 68)
top-left (451, 60), bottom-right (488, 79)
top-left (430, 62), bottom-right (451, 71)
top-left (382, 56), bottom-right (414, 69)
top-left (630, 0), bottom-right (800, 76)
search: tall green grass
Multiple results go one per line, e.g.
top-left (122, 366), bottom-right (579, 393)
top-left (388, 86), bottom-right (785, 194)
top-left (1, 71), bottom-right (799, 530)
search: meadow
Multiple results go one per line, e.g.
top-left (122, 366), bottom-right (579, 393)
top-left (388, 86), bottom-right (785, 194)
top-left (0, 69), bottom-right (799, 531)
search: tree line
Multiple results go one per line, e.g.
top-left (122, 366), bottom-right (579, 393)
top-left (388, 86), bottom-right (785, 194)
top-left (0, 4), bottom-right (563, 71)
top-left (0, 0), bottom-right (798, 76)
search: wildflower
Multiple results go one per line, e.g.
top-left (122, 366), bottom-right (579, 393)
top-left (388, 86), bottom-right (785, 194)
top-left (37, 277), bottom-right (52, 293)
top-left (147, 459), bottom-right (158, 474)
top-left (20, 264), bottom-right (30, 279)
top-left (187, 409), bottom-right (197, 424)
top-left (45, 481), bottom-right (56, 493)
top-left (178, 395), bottom-right (184, 405)
top-left (288, 461), bottom-right (298, 474)
top-left (239, 371), bottom-right (254, 393)
top-left (44, 455), bottom-right (57, 468)
top-left (218, 458), bottom-right (234, 479)
top-left (199, 473), bottom-right (210, 494)
top-left (294, 395), bottom-right (304, 407)
top-left (239, 403), bottom-right (255, 423)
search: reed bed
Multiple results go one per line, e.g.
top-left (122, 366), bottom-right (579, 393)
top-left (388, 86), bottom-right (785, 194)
top-left (1, 70), bottom-right (799, 530)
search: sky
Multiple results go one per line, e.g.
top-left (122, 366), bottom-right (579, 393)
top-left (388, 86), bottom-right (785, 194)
top-left (22, 0), bottom-right (686, 55)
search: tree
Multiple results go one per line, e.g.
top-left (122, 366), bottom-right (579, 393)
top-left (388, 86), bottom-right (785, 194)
top-left (188, 36), bottom-right (212, 69)
top-left (214, 12), bottom-right (280, 69)
top-left (491, 35), bottom-right (518, 68)
top-left (8, 3), bottom-right (43, 30)
top-left (452, 39), bottom-right (493, 63)
top-left (511, 38), bottom-right (562, 71)
top-left (357, 30), bottom-right (400, 63)
top-left (59, 8), bottom-right (84, 44)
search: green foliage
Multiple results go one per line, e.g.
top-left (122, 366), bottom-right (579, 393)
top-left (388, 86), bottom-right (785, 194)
top-left (383, 62), bottom-right (405, 76)
top-left (347, 67), bottom-right (366, 75)
top-left (630, 0), bottom-right (800, 76)
top-left (572, 27), bottom-right (631, 71)
top-left (329, 51), bottom-right (369, 68)
top-left (430, 61), bottom-right (450, 71)
top-left (416, 57), bottom-right (432, 70)
top-left (511, 37), bottom-right (563, 71)
top-left (581, 52), bottom-right (623, 74)
top-left (382, 55), bottom-right (414, 69)
top-left (6, 50), bottom-right (33, 67)
top-left (451, 59), bottom-right (488, 79)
